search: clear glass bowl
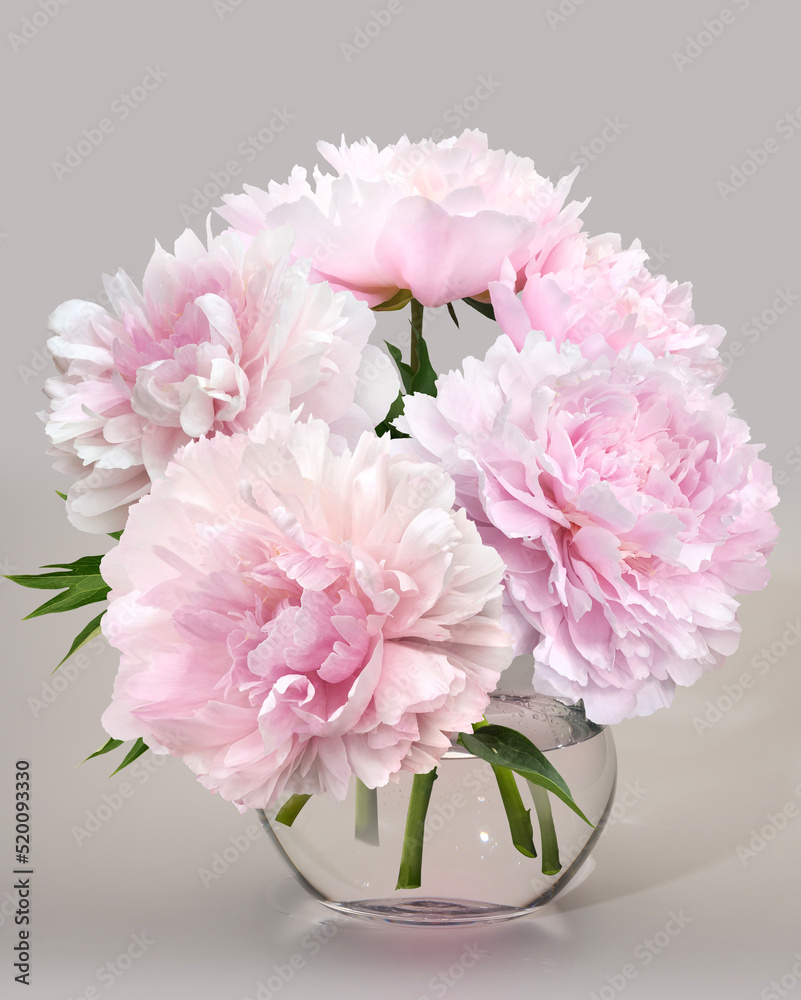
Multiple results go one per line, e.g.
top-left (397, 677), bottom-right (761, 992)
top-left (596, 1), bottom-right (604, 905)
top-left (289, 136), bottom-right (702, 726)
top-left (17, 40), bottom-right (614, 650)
top-left (258, 692), bottom-right (617, 926)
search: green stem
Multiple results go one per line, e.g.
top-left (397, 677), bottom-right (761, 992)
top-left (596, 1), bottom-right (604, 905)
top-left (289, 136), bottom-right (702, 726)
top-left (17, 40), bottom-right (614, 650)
top-left (355, 780), bottom-right (380, 846)
top-left (528, 782), bottom-right (562, 875)
top-left (274, 793), bottom-right (312, 827)
top-left (492, 766), bottom-right (537, 858)
top-left (396, 769), bottom-right (438, 890)
top-left (410, 298), bottom-right (424, 374)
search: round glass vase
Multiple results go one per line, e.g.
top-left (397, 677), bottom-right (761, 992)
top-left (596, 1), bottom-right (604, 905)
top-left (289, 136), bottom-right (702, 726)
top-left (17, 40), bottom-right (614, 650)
top-left (258, 691), bottom-right (617, 926)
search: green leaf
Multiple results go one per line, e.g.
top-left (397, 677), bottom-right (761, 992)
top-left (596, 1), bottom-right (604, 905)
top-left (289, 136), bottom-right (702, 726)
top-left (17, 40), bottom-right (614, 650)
top-left (372, 289), bottom-right (413, 312)
top-left (110, 737), bottom-right (149, 775)
top-left (108, 530), bottom-right (123, 541)
top-left (275, 793), bottom-right (312, 827)
top-left (462, 296), bottom-right (496, 321)
top-left (84, 737), bottom-right (124, 763)
top-left (384, 334), bottom-right (437, 399)
top-left (385, 341), bottom-right (414, 394)
top-left (446, 301), bottom-right (460, 328)
top-left (374, 391), bottom-right (409, 439)
top-left (7, 556), bottom-right (104, 590)
top-left (55, 490), bottom-right (68, 501)
top-left (84, 736), bottom-right (149, 774)
top-left (457, 724), bottom-right (593, 827)
top-left (376, 300), bottom-right (438, 440)
top-left (55, 612), bottom-right (104, 671)
top-left (6, 555), bottom-right (109, 619)
top-left (409, 330), bottom-right (437, 398)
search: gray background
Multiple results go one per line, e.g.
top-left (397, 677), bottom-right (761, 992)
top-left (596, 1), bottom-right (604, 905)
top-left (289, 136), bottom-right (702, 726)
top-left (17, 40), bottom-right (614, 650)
top-left (2, 0), bottom-right (800, 997)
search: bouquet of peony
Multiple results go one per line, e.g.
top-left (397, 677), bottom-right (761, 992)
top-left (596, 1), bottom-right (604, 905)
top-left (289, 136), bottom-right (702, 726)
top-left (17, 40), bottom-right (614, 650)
top-left (11, 132), bottom-right (778, 892)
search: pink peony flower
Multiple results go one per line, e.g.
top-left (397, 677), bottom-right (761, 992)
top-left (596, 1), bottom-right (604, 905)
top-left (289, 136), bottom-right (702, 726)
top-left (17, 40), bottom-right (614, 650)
top-left (489, 233), bottom-right (726, 379)
top-left (100, 414), bottom-right (513, 809)
top-left (43, 227), bottom-right (398, 534)
top-left (218, 130), bottom-right (585, 308)
top-left (398, 333), bottom-right (778, 725)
